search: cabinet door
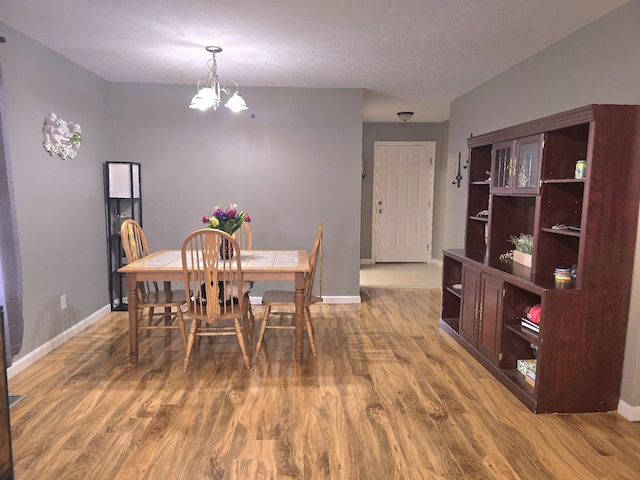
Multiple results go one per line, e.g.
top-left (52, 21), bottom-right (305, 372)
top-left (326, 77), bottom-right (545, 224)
top-left (490, 141), bottom-right (513, 194)
top-left (477, 274), bottom-right (505, 365)
top-left (512, 135), bottom-right (542, 195)
top-left (491, 136), bottom-right (542, 195)
top-left (460, 265), bottom-right (481, 346)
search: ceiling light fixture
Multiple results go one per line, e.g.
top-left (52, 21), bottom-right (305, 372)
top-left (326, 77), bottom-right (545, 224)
top-left (189, 46), bottom-right (248, 113)
top-left (397, 111), bottom-right (414, 122)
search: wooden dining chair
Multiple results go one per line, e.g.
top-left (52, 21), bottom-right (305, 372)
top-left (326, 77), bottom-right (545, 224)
top-left (233, 222), bottom-right (253, 250)
top-left (233, 222), bottom-right (255, 327)
top-left (255, 222), bottom-right (323, 356)
top-left (120, 219), bottom-right (188, 350)
top-left (181, 229), bottom-right (252, 371)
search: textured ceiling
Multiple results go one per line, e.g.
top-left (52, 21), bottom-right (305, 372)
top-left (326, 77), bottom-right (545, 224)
top-left (0, 0), bottom-right (627, 122)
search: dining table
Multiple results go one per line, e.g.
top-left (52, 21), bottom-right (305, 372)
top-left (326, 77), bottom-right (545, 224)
top-left (117, 249), bottom-right (310, 365)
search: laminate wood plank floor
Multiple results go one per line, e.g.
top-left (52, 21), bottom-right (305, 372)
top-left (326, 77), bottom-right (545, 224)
top-left (8, 288), bottom-right (640, 479)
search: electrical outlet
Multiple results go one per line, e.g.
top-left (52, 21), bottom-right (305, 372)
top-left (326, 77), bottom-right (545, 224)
top-left (60, 294), bottom-right (67, 310)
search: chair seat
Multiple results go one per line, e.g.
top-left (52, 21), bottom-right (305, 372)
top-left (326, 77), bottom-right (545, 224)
top-left (141, 289), bottom-right (188, 307)
top-left (261, 290), bottom-right (322, 307)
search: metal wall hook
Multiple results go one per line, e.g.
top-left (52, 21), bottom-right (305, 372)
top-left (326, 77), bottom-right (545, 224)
top-left (452, 151), bottom-right (463, 188)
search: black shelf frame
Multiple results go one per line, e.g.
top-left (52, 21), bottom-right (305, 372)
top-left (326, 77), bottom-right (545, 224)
top-left (104, 162), bottom-right (142, 311)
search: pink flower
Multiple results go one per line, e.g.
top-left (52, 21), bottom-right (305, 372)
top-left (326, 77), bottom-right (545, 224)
top-left (245, 214), bottom-right (251, 223)
top-left (202, 216), bottom-right (210, 224)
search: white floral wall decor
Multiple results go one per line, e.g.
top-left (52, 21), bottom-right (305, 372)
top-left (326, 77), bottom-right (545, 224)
top-left (42, 113), bottom-right (82, 160)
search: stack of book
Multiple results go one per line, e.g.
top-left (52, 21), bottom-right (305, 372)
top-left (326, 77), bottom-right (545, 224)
top-left (521, 317), bottom-right (539, 333)
top-left (521, 304), bottom-right (541, 333)
top-left (517, 359), bottom-right (537, 387)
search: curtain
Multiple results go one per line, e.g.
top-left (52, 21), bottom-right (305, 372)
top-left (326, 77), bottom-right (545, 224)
top-left (0, 59), bottom-right (24, 366)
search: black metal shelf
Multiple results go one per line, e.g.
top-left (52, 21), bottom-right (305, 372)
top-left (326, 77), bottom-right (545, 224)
top-left (104, 162), bottom-right (142, 312)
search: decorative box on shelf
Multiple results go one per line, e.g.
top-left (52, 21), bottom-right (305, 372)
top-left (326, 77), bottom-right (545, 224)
top-left (513, 250), bottom-right (532, 268)
top-left (517, 359), bottom-right (537, 376)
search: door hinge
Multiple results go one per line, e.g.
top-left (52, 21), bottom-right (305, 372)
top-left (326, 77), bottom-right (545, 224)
top-left (499, 352), bottom-right (503, 361)
top-left (502, 288), bottom-right (506, 298)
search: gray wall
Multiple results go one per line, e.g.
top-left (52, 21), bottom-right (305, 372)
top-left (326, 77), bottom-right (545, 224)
top-left (1, 22), bottom-right (363, 364)
top-left (445, 1), bottom-right (640, 408)
top-left (108, 83), bottom-right (363, 297)
top-left (0, 22), bottom-right (111, 359)
top-left (361, 122), bottom-right (448, 261)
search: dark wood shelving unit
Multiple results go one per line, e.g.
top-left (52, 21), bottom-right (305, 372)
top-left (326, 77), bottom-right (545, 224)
top-left (441, 104), bottom-right (640, 413)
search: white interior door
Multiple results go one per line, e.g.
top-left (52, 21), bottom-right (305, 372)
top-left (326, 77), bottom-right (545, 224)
top-left (373, 142), bottom-right (435, 263)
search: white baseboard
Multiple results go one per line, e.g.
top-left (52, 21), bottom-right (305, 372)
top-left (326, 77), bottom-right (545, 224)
top-left (7, 304), bottom-right (111, 380)
top-left (617, 399), bottom-right (640, 421)
top-left (360, 258), bottom-right (443, 266)
top-left (320, 295), bottom-right (362, 304)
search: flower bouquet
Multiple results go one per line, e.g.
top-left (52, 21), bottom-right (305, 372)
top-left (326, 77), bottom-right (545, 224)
top-left (202, 203), bottom-right (251, 235)
top-left (202, 203), bottom-right (251, 259)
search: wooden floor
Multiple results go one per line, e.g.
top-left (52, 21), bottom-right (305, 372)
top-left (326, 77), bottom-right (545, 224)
top-left (8, 288), bottom-right (640, 479)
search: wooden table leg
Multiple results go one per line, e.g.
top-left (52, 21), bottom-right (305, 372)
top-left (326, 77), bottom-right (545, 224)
top-left (126, 273), bottom-right (139, 365)
top-left (294, 271), bottom-right (305, 362)
top-left (164, 281), bottom-right (171, 324)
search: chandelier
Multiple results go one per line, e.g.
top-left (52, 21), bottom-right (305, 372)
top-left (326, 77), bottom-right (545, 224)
top-left (189, 46), bottom-right (248, 113)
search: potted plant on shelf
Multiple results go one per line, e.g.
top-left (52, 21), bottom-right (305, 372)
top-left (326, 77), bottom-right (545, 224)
top-left (499, 233), bottom-right (533, 267)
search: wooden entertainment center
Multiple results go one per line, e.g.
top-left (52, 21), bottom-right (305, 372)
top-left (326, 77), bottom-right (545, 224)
top-left (441, 104), bottom-right (640, 413)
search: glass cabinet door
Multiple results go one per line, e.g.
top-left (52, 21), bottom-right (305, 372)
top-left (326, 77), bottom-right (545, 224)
top-left (513, 135), bottom-right (543, 194)
top-left (491, 141), bottom-right (513, 193)
top-left (490, 135), bottom-right (542, 195)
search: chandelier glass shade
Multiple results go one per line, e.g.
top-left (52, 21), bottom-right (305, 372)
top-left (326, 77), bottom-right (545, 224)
top-left (224, 91), bottom-right (248, 113)
top-left (189, 46), bottom-right (248, 112)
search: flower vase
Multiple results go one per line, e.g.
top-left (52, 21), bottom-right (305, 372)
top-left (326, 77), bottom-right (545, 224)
top-left (220, 238), bottom-right (234, 259)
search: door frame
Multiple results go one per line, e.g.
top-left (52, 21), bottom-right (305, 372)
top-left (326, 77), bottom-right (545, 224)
top-left (371, 141), bottom-right (436, 263)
